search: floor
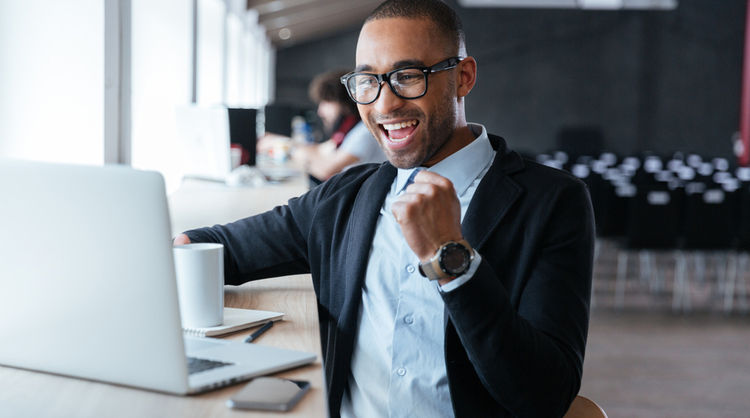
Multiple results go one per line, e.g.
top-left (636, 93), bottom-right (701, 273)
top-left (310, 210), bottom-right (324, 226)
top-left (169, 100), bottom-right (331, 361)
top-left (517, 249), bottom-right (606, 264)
top-left (579, 241), bottom-right (750, 418)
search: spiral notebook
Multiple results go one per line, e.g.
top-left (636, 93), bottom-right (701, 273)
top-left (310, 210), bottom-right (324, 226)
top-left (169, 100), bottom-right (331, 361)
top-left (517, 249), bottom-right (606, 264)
top-left (183, 307), bottom-right (284, 337)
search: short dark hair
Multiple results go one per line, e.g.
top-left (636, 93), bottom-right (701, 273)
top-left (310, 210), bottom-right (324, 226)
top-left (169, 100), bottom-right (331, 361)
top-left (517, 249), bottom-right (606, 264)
top-left (308, 69), bottom-right (358, 115)
top-left (365, 0), bottom-right (466, 57)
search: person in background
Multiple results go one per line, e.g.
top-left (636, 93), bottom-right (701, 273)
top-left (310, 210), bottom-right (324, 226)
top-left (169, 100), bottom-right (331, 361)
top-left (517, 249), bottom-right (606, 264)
top-left (266, 70), bottom-right (387, 184)
top-left (176, 0), bottom-right (595, 416)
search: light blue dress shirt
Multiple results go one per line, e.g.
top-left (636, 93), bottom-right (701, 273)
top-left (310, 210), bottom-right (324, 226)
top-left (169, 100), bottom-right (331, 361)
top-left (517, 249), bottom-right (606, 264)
top-left (340, 124), bottom-right (496, 418)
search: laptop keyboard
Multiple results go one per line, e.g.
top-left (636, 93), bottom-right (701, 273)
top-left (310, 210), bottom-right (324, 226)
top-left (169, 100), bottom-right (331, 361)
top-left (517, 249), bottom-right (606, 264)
top-left (187, 357), bottom-right (233, 375)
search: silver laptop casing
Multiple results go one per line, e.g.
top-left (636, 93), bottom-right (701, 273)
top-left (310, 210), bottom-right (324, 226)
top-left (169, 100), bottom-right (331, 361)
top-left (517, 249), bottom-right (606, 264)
top-left (0, 160), bottom-right (315, 395)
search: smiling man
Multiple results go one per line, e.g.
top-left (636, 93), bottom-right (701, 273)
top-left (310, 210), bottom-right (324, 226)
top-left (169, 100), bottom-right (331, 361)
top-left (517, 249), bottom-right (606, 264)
top-left (175, 1), bottom-right (595, 417)
top-left (346, 17), bottom-right (475, 171)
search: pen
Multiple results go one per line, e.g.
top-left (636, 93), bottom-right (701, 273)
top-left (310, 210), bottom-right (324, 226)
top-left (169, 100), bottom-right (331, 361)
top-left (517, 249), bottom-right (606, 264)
top-left (243, 321), bottom-right (274, 343)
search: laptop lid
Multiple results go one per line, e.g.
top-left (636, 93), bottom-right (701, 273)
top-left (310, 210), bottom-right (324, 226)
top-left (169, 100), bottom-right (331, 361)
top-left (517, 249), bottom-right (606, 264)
top-left (175, 105), bottom-right (233, 182)
top-left (0, 160), bottom-right (315, 395)
top-left (0, 159), bottom-right (191, 393)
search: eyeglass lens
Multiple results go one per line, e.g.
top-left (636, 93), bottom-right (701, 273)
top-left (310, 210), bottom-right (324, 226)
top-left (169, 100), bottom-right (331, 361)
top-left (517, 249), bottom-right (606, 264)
top-left (348, 69), bottom-right (426, 104)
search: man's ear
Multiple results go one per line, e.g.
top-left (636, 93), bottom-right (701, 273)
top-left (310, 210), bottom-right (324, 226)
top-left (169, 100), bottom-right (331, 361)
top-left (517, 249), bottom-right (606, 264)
top-left (456, 57), bottom-right (477, 98)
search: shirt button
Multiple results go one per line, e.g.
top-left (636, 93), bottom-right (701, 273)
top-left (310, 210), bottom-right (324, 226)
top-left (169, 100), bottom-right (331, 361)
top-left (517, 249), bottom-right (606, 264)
top-left (397, 368), bottom-right (406, 376)
top-left (406, 265), bottom-right (415, 274)
top-left (404, 316), bottom-right (413, 324)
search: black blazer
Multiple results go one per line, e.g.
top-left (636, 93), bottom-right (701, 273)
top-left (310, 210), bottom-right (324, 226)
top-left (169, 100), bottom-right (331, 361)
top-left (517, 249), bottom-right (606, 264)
top-left (186, 134), bottom-right (595, 418)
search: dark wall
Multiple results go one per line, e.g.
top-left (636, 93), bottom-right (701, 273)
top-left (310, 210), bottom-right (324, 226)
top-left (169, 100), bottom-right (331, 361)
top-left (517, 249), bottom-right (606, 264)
top-left (275, 0), bottom-right (746, 160)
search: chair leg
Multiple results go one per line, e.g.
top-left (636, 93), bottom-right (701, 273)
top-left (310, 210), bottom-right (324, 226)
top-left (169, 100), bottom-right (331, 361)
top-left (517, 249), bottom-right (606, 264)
top-left (639, 250), bottom-right (650, 284)
top-left (594, 239), bottom-right (601, 263)
top-left (738, 253), bottom-right (749, 314)
top-left (724, 252), bottom-right (737, 315)
top-left (694, 252), bottom-right (706, 284)
top-left (615, 251), bottom-right (628, 310)
top-left (683, 253), bottom-right (693, 313)
top-left (591, 240), bottom-right (601, 309)
top-left (651, 251), bottom-right (663, 294)
top-left (673, 251), bottom-right (683, 313)
top-left (673, 251), bottom-right (689, 313)
top-left (716, 252), bottom-right (727, 297)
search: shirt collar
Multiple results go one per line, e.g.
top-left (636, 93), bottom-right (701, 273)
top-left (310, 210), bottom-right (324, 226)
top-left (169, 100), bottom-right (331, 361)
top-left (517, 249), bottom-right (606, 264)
top-left (395, 123), bottom-right (493, 196)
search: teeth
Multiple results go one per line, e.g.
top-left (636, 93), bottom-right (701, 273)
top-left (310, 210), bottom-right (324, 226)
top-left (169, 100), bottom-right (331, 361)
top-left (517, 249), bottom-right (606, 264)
top-left (382, 120), bottom-right (417, 131)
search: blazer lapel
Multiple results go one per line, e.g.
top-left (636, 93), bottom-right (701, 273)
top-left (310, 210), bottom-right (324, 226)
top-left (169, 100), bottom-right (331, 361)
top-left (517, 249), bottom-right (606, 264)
top-left (340, 163), bottom-right (397, 331)
top-left (461, 135), bottom-right (525, 252)
top-left (445, 135), bottom-right (525, 331)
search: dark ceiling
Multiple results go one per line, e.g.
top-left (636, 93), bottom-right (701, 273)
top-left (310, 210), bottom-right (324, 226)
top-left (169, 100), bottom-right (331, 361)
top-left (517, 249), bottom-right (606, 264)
top-left (247, 0), bottom-right (383, 48)
top-left (248, 0), bottom-right (678, 48)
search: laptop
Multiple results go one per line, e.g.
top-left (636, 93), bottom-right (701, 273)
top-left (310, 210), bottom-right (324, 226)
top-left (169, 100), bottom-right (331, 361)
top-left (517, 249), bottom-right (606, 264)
top-left (175, 105), bottom-right (269, 187)
top-left (175, 105), bottom-right (234, 183)
top-left (0, 159), bottom-right (316, 395)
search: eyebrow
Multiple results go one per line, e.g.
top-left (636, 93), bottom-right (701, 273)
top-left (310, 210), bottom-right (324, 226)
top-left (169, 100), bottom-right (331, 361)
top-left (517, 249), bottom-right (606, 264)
top-left (354, 59), bottom-right (428, 74)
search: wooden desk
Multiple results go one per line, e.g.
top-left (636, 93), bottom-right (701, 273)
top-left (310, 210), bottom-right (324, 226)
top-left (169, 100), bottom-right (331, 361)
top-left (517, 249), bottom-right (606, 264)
top-left (168, 168), bottom-right (310, 235)
top-left (0, 171), bottom-right (328, 418)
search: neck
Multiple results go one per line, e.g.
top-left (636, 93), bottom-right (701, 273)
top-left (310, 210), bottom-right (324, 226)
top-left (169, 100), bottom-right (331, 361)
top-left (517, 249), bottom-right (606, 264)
top-left (421, 124), bottom-right (476, 167)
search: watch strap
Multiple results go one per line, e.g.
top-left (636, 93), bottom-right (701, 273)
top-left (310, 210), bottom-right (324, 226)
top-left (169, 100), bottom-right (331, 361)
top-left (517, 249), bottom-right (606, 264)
top-left (419, 254), bottom-right (452, 281)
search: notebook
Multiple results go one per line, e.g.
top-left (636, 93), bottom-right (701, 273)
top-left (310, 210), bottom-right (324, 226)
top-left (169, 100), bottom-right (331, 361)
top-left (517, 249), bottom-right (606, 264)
top-left (0, 159), bottom-right (316, 395)
top-left (184, 307), bottom-right (284, 338)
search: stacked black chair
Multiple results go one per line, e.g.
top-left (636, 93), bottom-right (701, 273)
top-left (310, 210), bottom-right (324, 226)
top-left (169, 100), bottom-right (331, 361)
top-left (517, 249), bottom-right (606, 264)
top-left (613, 156), bottom-right (679, 307)
top-left (737, 168), bottom-right (750, 250)
top-left (725, 169), bottom-right (750, 314)
top-left (537, 149), bottom-right (749, 313)
top-left (674, 178), bottom-right (738, 313)
top-left (615, 179), bottom-right (682, 310)
top-left (569, 155), bottom-right (618, 308)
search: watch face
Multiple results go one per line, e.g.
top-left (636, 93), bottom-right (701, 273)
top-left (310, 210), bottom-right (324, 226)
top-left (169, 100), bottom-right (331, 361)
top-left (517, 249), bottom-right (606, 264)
top-left (440, 243), bottom-right (470, 274)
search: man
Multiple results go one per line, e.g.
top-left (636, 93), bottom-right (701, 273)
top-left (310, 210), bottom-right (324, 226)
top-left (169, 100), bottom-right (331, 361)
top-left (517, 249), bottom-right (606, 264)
top-left (175, 0), bottom-right (595, 416)
top-left (265, 70), bottom-right (386, 183)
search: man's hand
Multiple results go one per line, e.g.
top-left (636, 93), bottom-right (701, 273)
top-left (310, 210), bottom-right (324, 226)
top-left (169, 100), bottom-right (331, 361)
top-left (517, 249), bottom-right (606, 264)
top-left (391, 171), bottom-right (463, 263)
top-left (173, 234), bottom-right (191, 246)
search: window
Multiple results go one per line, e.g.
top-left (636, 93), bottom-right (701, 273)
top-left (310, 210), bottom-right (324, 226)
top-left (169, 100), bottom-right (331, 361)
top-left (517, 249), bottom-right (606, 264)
top-left (0, 0), bottom-right (105, 165)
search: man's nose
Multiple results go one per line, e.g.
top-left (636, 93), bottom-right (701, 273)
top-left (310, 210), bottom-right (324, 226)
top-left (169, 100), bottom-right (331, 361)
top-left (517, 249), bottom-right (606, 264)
top-left (373, 82), bottom-right (405, 115)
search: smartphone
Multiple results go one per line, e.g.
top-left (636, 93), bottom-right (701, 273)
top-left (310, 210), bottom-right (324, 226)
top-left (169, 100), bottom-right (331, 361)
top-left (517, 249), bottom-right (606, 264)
top-left (226, 377), bottom-right (311, 411)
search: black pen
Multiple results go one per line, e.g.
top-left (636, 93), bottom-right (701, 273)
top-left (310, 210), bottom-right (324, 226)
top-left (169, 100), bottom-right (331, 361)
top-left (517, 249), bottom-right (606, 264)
top-left (243, 321), bottom-right (274, 343)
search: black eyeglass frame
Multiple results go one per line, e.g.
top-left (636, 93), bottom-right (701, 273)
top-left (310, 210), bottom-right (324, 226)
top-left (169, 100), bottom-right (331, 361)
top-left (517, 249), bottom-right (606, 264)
top-left (340, 57), bottom-right (463, 105)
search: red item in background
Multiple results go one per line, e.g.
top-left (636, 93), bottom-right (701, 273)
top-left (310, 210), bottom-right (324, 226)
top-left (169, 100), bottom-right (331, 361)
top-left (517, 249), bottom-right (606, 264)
top-left (739, 0), bottom-right (750, 166)
top-left (331, 115), bottom-right (360, 148)
top-left (231, 144), bottom-right (250, 166)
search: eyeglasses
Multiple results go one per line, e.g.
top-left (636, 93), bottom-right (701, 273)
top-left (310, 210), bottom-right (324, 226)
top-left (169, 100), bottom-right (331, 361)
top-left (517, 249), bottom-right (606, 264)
top-left (340, 57), bottom-right (462, 105)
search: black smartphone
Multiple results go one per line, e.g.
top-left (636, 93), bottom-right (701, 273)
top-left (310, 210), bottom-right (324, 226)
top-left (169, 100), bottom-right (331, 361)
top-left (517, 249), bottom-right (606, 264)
top-left (226, 377), bottom-right (311, 411)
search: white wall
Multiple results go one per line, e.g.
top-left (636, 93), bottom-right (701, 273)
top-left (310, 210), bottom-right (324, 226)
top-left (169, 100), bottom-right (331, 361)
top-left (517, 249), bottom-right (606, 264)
top-left (0, 0), bottom-right (105, 165)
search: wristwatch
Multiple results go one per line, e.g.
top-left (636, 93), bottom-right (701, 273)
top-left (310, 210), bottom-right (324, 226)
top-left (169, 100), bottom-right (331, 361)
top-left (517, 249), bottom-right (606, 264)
top-left (418, 239), bottom-right (475, 281)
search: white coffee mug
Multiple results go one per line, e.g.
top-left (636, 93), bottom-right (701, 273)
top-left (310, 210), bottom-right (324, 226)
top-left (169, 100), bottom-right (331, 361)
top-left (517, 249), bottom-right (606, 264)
top-left (173, 243), bottom-right (224, 328)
